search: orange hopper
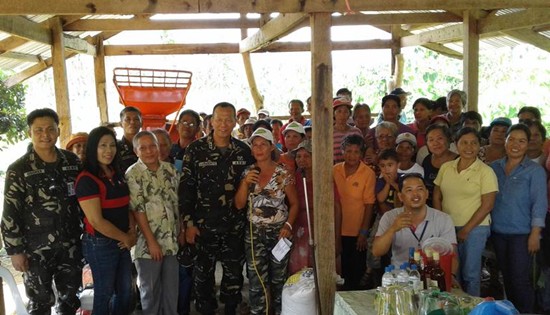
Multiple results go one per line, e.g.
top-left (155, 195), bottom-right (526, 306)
top-left (113, 68), bottom-right (192, 141)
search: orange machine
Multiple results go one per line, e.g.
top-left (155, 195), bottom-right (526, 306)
top-left (113, 67), bottom-right (192, 141)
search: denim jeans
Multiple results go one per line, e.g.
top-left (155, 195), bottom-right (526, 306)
top-left (492, 233), bottom-right (534, 313)
top-left (456, 225), bottom-right (490, 296)
top-left (82, 234), bottom-right (132, 315)
top-left (178, 265), bottom-right (193, 315)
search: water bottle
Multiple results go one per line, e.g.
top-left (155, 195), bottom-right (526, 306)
top-left (396, 263), bottom-right (409, 286)
top-left (382, 266), bottom-right (395, 287)
top-left (408, 264), bottom-right (422, 294)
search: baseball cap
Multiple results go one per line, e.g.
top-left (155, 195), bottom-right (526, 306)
top-left (249, 127), bottom-right (274, 143)
top-left (236, 108), bottom-right (251, 117)
top-left (490, 117), bottom-right (512, 128)
top-left (390, 87), bottom-right (411, 96)
top-left (282, 122), bottom-right (306, 136)
top-left (243, 117), bottom-right (257, 126)
top-left (396, 132), bottom-right (417, 147)
top-left (291, 139), bottom-right (312, 156)
top-left (258, 109), bottom-right (270, 117)
top-left (333, 97), bottom-right (353, 109)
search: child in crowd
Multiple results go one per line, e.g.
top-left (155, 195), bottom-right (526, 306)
top-left (396, 132), bottom-right (424, 177)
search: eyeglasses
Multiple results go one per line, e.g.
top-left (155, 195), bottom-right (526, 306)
top-left (178, 121), bottom-right (196, 128)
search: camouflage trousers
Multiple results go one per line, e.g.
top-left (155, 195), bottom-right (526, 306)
top-left (194, 230), bottom-right (245, 314)
top-left (24, 242), bottom-right (83, 315)
top-left (245, 222), bottom-right (289, 315)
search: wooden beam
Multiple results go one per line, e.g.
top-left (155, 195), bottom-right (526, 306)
top-left (50, 17), bottom-right (72, 148)
top-left (0, 16), bottom-right (96, 55)
top-left (1, 0), bottom-right (549, 14)
top-left (391, 27), bottom-right (463, 59)
top-left (390, 25), bottom-right (401, 75)
top-left (0, 51), bottom-right (42, 62)
top-left (478, 8), bottom-right (550, 34)
top-left (64, 12), bottom-right (462, 32)
top-left (94, 35), bottom-right (109, 124)
top-left (240, 13), bottom-right (307, 53)
top-left (310, 11), bottom-right (335, 315)
top-left (4, 31), bottom-right (120, 88)
top-left (104, 39), bottom-right (393, 55)
top-left (0, 16), bottom-right (51, 44)
top-left (65, 17), bottom-right (259, 31)
top-left (463, 10), bottom-right (479, 112)
top-left (401, 24), bottom-right (463, 47)
top-left (504, 28), bottom-right (550, 53)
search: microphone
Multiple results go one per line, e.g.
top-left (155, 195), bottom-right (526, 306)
top-left (249, 166), bottom-right (261, 194)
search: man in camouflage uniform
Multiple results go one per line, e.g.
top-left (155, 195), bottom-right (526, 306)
top-left (126, 131), bottom-right (181, 314)
top-left (180, 102), bottom-right (254, 315)
top-left (1, 108), bottom-right (83, 315)
top-left (118, 106), bottom-right (142, 172)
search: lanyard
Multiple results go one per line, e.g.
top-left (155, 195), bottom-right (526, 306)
top-left (410, 221), bottom-right (429, 248)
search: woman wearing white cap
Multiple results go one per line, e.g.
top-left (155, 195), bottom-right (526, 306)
top-left (234, 127), bottom-right (299, 315)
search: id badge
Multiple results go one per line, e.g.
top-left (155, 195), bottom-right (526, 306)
top-left (67, 182), bottom-right (76, 196)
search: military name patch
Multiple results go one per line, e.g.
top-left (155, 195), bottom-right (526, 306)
top-left (198, 161), bottom-right (217, 167)
top-left (24, 169), bottom-right (45, 177)
top-left (232, 161), bottom-right (247, 165)
top-left (62, 165), bottom-right (79, 172)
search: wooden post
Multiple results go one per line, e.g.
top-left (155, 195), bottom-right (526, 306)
top-left (463, 10), bottom-right (479, 112)
top-left (49, 17), bottom-right (72, 147)
top-left (240, 14), bottom-right (264, 112)
top-left (310, 12), bottom-right (334, 315)
top-left (94, 35), bottom-right (109, 124)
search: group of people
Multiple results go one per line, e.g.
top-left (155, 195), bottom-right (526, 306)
top-left (1, 86), bottom-right (549, 315)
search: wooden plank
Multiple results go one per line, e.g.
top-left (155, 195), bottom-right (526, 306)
top-left (0, 51), bottom-right (41, 62)
top-left (1, 0), bottom-right (549, 15)
top-left (104, 39), bottom-right (393, 55)
top-left (94, 35), bottom-right (109, 123)
top-left (310, 12), bottom-right (335, 315)
top-left (478, 8), bottom-right (550, 34)
top-left (390, 25), bottom-right (401, 75)
top-left (390, 27), bottom-right (463, 59)
top-left (0, 16), bottom-right (51, 44)
top-left (50, 17), bottom-right (72, 148)
top-left (504, 28), bottom-right (550, 53)
top-left (240, 13), bottom-right (307, 53)
top-left (463, 10), bottom-right (479, 112)
top-left (0, 16), bottom-right (96, 55)
top-left (332, 12), bottom-right (462, 26)
top-left (401, 24), bottom-right (463, 47)
top-left (64, 12), bottom-right (461, 31)
top-left (64, 17), bottom-right (259, 31)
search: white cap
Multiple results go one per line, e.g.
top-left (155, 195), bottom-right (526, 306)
top-left (243, 117), bottom-right (257, 126)
top-left (282, 121), bottom-right (306, 136)
top-left (396, 132), bottom-right (417, 147)
top-left (249, 127), bottom-right (274, 143)
top-left (258, 109), bottom-right (270, 117)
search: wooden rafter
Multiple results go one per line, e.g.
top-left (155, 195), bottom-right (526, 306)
top-left (239, 13), bottom-right (308, 53)
top-left (1, 0), bottom-right (550, 15)
top-left (478, 8), bottom-right (550, 34)
top-left (63, 12), bottom-right (462, 31)
top-left (504, 28), bottom-right (550, 53)
top-left (104, 40), bottom-right (393, 56)
top-left (0, 16), bottom-right (96, 55)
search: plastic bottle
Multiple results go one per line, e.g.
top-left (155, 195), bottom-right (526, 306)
top-left (408, 264), bottom-right (422, 294)
top-left (381, 266), bottom-right (395, 287)
top-left (408, 247), bottom-right (416, 266)
top-left (423, 250), bottom-right (435, 290)
top-left (429, 252), bottom-right (446, 291)
top-left (396, 263), bottom-right (409, 286)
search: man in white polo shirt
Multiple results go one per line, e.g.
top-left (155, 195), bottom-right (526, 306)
top-left (373, 173), bottom-right (457, 267)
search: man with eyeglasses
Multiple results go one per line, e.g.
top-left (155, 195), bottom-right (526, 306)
top-left (373, 173), bottom-right (457, 269)
top-left (2, 108), bottom-right (83, 314)
top-left (171, 109), bottom-right (202, 172)
top-left (118, 106), bottom-right (143, 171)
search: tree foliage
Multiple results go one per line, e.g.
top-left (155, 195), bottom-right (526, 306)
top-left (0, 73), bottom-right (27, 150)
